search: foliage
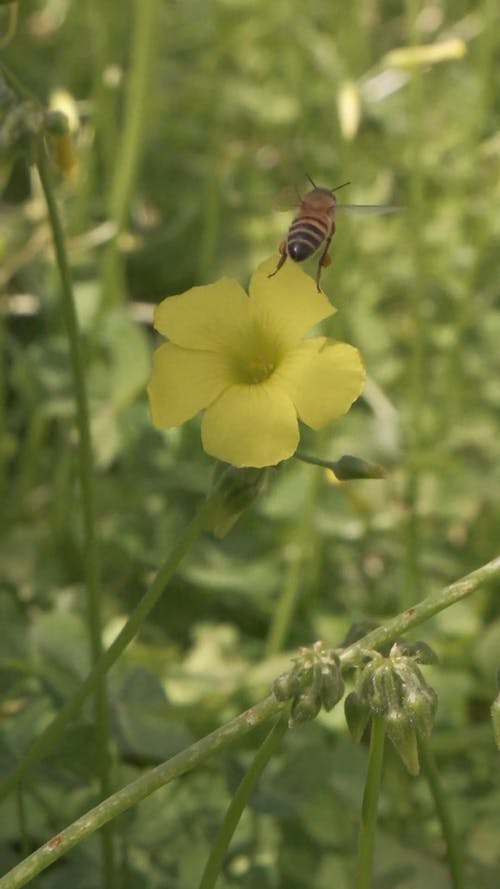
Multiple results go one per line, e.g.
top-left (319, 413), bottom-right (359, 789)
top-left (0, 1), bottom-right (499, 887)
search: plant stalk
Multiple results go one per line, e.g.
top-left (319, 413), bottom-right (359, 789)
top-left (35, 137), bottom-right (116, 883)
top-left (355, 715), bottom-right (385, 889)
top-left (198, 717), bottom-right (288, 889)
top-left (0, 697), bottom-right (284, 889)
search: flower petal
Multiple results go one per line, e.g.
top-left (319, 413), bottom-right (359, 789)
top-left (154, 278), bottom-right (249, 351)
top-left (249, 257), bottom-right (336, 346)
top-left (201, 381), bottom-right (299, 467)
top-left (147, 342), bottom-right (229, 428)
top-left (279, 339), bottom-right (365, 429)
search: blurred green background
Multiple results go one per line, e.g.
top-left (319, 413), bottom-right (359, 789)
top-left (0, 1), bottom-right (499, 886)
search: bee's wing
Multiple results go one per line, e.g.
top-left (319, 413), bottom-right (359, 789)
top-left (272, 185), bottom-right (302, 210)
top-left (336, 204), bottom-right (401, 215)
top-left (251, 186), bottom-right (298, 212)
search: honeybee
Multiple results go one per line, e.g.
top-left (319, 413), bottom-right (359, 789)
top-left (268, 176), bottom-right (395, 291)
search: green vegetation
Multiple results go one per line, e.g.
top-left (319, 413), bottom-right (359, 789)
top-left (0, 1), bottom-right (499, 887)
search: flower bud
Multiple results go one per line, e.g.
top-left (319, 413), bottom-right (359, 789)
top-left (44, 109), bottom-right (70, 136)
top-left (371, 662), bottom-right (404, 715)
top-left (320, 664), bottom-right (345, 712)
top-left (289, 685), bottom-right (322, 727)
top-left (272, 669), bottom-right (302, 703)
top-left (392, 660), bottom-right (437, 740)
top-left (391, 640), bottom-right (438, 665)
top-left (384, 707), bottom-right (420, 776)
top-left (330, 454), bottom-right (386, 481)
top-left (357, 660), bottom-right (378, 706)
top-left (44, 110), bottom-right (78, 179)
top-left (207, 463), bottom-right (270, 537)
top-left (344, 691), bottom-right (370, 743)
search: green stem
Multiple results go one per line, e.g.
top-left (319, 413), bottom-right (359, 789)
top-left (15, 787), bottom-right (29, 860)
top-left (355, 715), bottom-right (385, 889)
top-left (198, 717), bottom-right (288, 889)
top-left (403, 0), bottom-right (426, 605)
top-left (35, 138), bottom-right (116, 883)
top-left (294, 451), bottom-right (332, 470)
top-left (0, 488), bottom-right (217, 804)
top-left (419, 738), bottom-right (465, 889)
top-left (101, 0), bottom-right (159, 305)
top-left (0, 556), bottom-right (498, 886)
top-left (0, 697), bottom-right (284, 889)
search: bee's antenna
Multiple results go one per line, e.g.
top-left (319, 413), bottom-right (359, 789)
top-left (332, 180), bottom-right (351, 192)
top-left (306, 173), bottom-right (318, 189)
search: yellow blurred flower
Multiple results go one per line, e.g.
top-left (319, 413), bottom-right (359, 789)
top-left (148, 258), bottom-right (365, 468)
top-left (383, 38), bottom-right (466, 69)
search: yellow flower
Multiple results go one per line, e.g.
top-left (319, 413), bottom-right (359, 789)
top-left (147, 258), bottom-right (365, 468)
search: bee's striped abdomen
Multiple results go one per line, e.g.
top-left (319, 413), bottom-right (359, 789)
top-left (287, 215), bottom-right (331, 262)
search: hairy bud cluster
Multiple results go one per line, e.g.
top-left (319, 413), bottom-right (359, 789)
top-left (344, 641), bottom-right (438, 775)
top-left (272, 640), bottom-right (345, 728)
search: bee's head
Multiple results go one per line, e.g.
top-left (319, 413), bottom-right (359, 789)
top-left (304, 176), bottom-right (350, 208)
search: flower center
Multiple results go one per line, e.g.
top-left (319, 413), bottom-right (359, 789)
top-left (246, 354), bottom-right (276, 383)
top-left (230, 324), bottom-right (284, 385)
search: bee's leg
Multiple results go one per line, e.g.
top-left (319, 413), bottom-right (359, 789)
top-left (268, 242), bottom-right (288, 279)
top-left (316, 234), bottom-right (333, 292)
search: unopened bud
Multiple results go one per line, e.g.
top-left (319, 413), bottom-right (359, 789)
top-left (391, 640), bottom-right (438, 665)
top-left (392, 659), bottom-right (437, 740)
top-left (273, 669), bottom-right (302, 703)
top-left (330, 455), bottom-right (386, 481)
top-left (207, 463), bottom-right (269, 537)
top-left (385, 707), bottom-right (420, 776)
top-left (289, 685), bottom-right (322, 727)
top-left (371, 662), bottom-right (404, 715)
top-left (320, 664), bottom-right (345, 712)
top-left (344, 691), bottom-right (370, 743)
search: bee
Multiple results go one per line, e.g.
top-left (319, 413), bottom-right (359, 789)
top-left (268, 176), bottom-right (396, 291)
